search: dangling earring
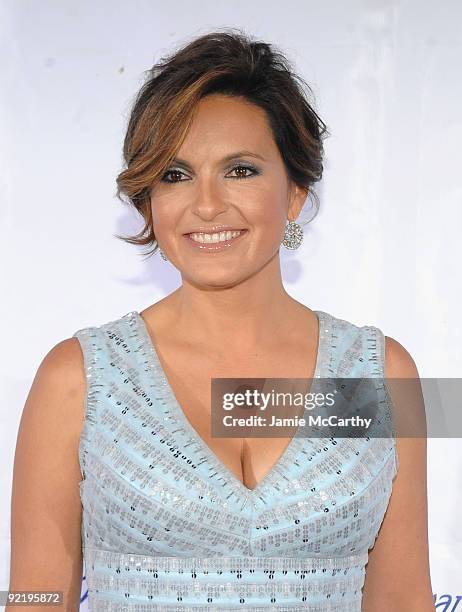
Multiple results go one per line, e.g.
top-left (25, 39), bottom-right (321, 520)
top-left (282, 220), bottom-right (303, 250)
top-left (159, 248), bottom-right (168, 261)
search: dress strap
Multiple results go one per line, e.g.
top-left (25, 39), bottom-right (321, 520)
top-left (73, 325), bottom-right (105, 482)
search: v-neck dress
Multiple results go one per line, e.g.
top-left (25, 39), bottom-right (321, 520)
top-left (73, 310), bottom-right (398, 611)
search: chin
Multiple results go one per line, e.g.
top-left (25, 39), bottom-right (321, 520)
top-left (184, 270), bottom-right (248, 289)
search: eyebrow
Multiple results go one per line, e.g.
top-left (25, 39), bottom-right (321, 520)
top-left (170, 150), bottom-right (267, 169)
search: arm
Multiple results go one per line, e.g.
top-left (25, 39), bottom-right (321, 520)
top-left (7, 337), bottom-right (86, 611)
top-left (362, 336), bottom-right (434, 611)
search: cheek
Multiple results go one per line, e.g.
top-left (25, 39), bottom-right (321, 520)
top-left (240, 180), bottom-right (286, 215)
top-left (247, 191), bottom-right (287, 236)
top-left (150, 198), bottom-right (176, 229)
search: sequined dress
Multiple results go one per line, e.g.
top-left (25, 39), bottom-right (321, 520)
top-left (73, 310), bottom-right (398, 611)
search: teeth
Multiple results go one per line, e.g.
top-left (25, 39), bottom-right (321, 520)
top-left (189, 230), bottom-right (242, 244)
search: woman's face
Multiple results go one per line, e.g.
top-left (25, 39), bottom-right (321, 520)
top-left (150, 93), bottom-right (307, 288)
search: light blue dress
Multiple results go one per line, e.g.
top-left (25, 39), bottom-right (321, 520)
top-left (73, 309), bottom-right (398, 611)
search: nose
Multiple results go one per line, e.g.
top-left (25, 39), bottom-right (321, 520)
top-left (189, 174), bottom-right (229, 220)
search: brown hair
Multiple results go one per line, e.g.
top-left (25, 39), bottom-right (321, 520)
top-left (115, 28), bottom-right (329, 259)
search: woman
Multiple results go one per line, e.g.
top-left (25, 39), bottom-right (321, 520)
top-left (9, 30), bottom-right (433, 610)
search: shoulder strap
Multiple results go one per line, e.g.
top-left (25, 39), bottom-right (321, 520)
top-left (324, 314), bottom-right (397, 455)
top-left (323, 312), bottom-right (386, 378)
top-left (72, 324), bottom-right (106, 481)
top-left (72, 312), bottom-right (148, 481)
top-left (360, 324), bottom-right (386, 378)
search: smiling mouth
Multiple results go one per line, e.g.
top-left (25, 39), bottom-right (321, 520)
top-left (183, 228), bottom-right (248, 251)
top-left (187, 229), bottom-right (245, 244)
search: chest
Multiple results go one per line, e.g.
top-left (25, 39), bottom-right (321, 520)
top-left (155, 342), bottom-right (319, 491)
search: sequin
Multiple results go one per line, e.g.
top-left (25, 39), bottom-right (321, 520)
top-left (73, 310), bottom-right (398, 610)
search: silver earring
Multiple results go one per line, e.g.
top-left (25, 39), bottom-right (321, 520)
top-left (282, 220), bottom-right (303, 250)
top-left (159, 248), bottom-right (168, 261)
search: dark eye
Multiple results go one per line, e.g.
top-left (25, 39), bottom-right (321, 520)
top-left (228, 165), bottom-right (258, 179)
top-left (161, 163), bottom-right (259, 184)
top-left (161, 169), bottom-right (187, 183)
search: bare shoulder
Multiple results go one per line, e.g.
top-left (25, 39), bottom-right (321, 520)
top-left (16, 336), bottom-right (88, 483)
top-left (384, 335), bottom-right (420, 378)
top-left (40, 335), bottom-right (86, 385)
top-left (16, 336), bottom-right (88, 481)
top-left (29, 336), bottom-right (87, 437)
top-left (383, 335), bottom-right (426, 435)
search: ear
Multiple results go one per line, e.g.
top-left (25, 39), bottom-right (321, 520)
top-left (287, 183), bottom-right (309, 221)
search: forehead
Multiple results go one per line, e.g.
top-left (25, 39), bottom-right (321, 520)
top-left (179, 94), bottom-right (276, 155)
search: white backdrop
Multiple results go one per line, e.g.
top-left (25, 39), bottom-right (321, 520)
top-left (1, 1), bottom-right (461, 609)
